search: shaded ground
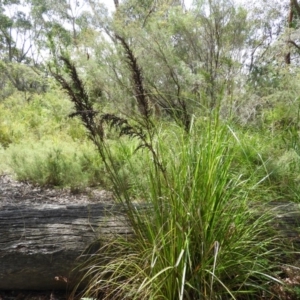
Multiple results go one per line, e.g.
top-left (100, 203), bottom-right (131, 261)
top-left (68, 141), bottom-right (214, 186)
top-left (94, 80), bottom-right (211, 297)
top-left (0, 290), bottom-right (68, 300)
top-left (0, 174), bottom-right (112, 300)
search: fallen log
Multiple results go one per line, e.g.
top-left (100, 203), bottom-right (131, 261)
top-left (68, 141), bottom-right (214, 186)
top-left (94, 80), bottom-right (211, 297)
top-left (0, 202), bottom-right (131, 291)
top-left (1, 178), bottom-right (300, 292)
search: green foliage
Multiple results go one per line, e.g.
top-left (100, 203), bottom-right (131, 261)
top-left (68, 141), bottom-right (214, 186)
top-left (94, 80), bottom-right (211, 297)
top-left (0, 62), bottom-right (48, 100)
top-left (0, 85), bottom-right (107, 189)
top-left (7, 140), bottom-right (105, 189)
top-left (77, 121), bottom-right (282, 300)
top-left (45, 29), bottom-right (297, 298)
top-left (1, 0), bottom-right (300, 298)
top-left (0, 87), bottom-right (84, 147)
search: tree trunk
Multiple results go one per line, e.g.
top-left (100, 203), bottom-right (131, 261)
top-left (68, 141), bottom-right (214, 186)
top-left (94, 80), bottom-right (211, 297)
top-left (0, 202), bottom-right (131, 291)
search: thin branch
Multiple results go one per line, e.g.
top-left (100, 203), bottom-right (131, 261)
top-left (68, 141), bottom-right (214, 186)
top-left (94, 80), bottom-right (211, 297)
top-left (287, 39), bottom-right (300, 51)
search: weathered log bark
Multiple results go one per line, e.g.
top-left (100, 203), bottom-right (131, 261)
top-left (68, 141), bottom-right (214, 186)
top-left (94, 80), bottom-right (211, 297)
top-left (0, 202), bottom-right (131, 291)
top-left (1, 198), bottom-right (300, 291)
top-left (267, 201), bottom-right (300, 246)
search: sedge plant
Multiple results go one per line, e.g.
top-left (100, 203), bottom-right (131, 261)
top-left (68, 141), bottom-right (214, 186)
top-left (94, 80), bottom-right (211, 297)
top-left (50, 54), bottom-right (283, 299)
top-left (76, 118), bottom-right (282, 300)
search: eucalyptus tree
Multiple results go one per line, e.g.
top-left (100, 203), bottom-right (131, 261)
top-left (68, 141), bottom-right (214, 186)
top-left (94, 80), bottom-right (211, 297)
top-left (0, 0), bottom-right (48, 98)
top-left (284, 0), bottom-right (300, 64)
top-left (27, 0), bottom-right (94, 55)
top-left (0, 5), bottom-right (14, 62)
top-left (0, 0), bottom-right (37, 63)
top-left (108, 0), bottom-right (250, 120)
top-left (233, 0), bottom-right (300, 128)
top-left (48, 0), bottom-right (281, 128)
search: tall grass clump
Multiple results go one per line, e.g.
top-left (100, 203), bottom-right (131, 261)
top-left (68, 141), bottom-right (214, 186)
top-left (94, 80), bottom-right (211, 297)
top-left (50, 54), bottom-right (282, 299)
top-left (78, 120), bottom-right (281, 300)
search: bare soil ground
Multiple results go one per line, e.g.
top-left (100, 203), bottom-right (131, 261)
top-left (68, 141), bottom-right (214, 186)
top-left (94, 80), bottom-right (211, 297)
top-left (0, 174), bottom-right (113, 208)
top-left (0, 290), bottom-right (69, 300)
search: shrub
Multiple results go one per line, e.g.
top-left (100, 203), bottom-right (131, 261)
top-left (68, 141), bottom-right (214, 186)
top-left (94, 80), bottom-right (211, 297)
top-left (6, 140), bottom-right (106, 189)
